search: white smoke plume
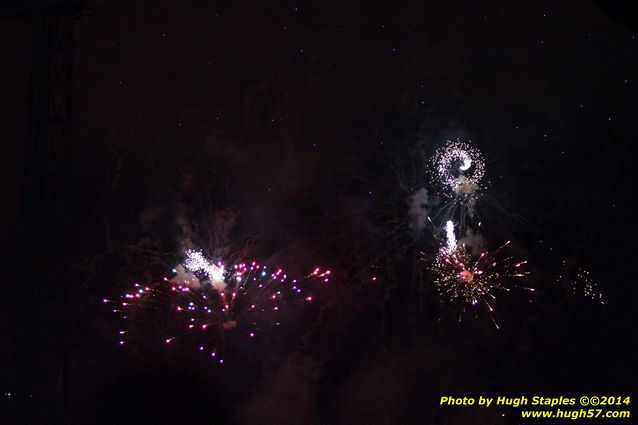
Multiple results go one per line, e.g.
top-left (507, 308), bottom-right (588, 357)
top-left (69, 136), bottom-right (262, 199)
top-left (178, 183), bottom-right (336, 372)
top-left (169, 264), bottom-right (201, 288)
top-left (408, 188), bottom-right (429, 233)
top-left (459, 228), bottom-right (486, 256)
top-left (175, 212), bottom-right (194, 253)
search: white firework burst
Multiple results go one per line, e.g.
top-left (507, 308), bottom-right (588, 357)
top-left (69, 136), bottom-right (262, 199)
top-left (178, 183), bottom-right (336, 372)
top-left (432, 140), bottom-right (485, 196)
top-left (184, 249), bottom-right (226, 290)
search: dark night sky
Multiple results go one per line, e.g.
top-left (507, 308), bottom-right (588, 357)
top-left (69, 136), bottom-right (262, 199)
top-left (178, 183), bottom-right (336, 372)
top-left (1, 1), bottom-right (637, 424)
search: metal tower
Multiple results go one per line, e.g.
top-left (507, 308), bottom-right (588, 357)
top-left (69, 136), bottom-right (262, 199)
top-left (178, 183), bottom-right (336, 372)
top-left (1, 1), bottom-right (90, 423)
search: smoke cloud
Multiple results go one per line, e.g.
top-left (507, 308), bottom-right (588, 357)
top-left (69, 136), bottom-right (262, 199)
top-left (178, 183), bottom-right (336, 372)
top-left (408, 188), bottom-right (429, 234)
top-left (169, 264), bottom-right (201, 289)
top-left (459, 228), bottom-right (486, 256)
top-left (236, 354), bottom-right (320, 425)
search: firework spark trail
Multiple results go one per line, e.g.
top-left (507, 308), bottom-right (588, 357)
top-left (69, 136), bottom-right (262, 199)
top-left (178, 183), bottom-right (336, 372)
top-left (428, 221), bottom-right (532, 328)
top-left (445, 220), bottom-right (457, 253)
top-left (105, 254), bottom-right (331, 364)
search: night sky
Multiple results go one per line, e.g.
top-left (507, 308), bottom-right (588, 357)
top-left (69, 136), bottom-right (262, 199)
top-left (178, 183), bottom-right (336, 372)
top-left (1, 1), bottom-right (637, 424)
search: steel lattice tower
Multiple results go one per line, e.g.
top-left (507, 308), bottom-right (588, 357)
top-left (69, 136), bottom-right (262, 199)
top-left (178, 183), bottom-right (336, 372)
top-left (1, 2), bottom-right (90, 424)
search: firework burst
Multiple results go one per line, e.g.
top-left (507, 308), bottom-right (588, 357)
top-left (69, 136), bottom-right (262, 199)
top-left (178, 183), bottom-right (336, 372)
top-left (183, 249), bottom-right (226, 290)
top-left (428, 140), bottom-right (486, 230)
top-left (431, 140), bottom-right (485, 196)
top-left (427, 221), bottom-right (532, 328)
top-left (556, 260), bottom-right (604, 305)
top-left (104, 254), bottom-right (331, 364)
